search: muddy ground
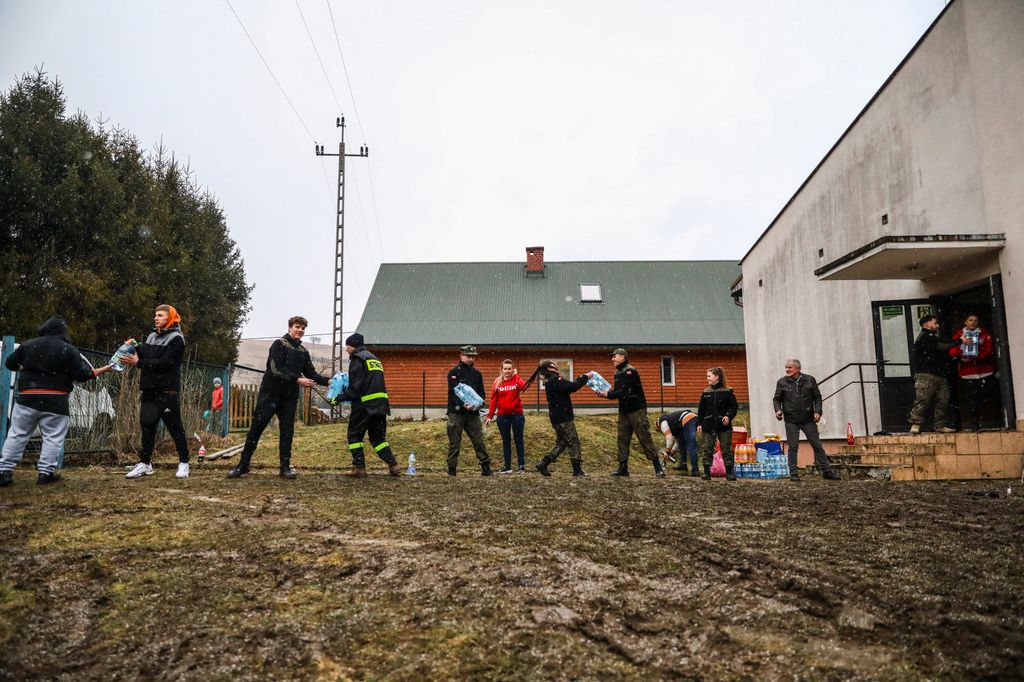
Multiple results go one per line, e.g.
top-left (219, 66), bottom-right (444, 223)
top-left (1, 421), bottom-right (1022, 680)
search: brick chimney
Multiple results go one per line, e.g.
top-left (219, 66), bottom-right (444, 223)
top-left (525, 246), bottom-right (545, 277)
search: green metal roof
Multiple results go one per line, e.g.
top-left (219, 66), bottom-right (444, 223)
top-left (356, 260), bottom-right (743, 346)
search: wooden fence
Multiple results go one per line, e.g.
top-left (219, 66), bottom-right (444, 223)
top-left (229, 384), bottom-right (330, 430)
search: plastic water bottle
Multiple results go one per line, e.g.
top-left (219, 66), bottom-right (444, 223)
top-left (326, 371), bottom-right (349, 403)
top-left (198, 444), bottom-right (206, 463)
top-left (587, 371), bottom-right (611, 393)
top-left (407, 452), bottom-right (416, 476)
top-left (453, 383), bottom-right (484, 410)
top-left (109, 340), bottom-right (139, 372)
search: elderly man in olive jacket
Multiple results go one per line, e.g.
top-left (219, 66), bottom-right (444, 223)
top-left (773, 359), bottom-right (840, 481)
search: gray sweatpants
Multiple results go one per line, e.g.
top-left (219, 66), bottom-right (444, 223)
top-left (0, 403), bottom-right (70, 475)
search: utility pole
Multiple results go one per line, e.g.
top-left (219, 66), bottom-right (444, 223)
top-left (314, 115), bottom-right (368, 420)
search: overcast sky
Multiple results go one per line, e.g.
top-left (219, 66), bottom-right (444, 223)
top-left (1, 0), bottom-right (945, 339)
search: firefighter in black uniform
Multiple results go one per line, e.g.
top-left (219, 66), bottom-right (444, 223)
top-left (446, 345), bottom-right (492, 476)
top-left (598, 348), bottom-right (664, 477)
top-left (337, 333), bottom-right (401, 477)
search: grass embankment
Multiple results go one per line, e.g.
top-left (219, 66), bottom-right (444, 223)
top-left (190, 412), bottom-right (750, 474)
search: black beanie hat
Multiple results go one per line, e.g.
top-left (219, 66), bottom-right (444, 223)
top-left (345, 333), bottom-right (364, 348)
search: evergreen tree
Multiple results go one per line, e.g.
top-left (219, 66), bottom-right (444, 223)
top-left (0, 69), bottom-right (252, 363)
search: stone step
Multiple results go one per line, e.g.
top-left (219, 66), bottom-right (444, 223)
top-left (838, 444), bottom-right (937, 456)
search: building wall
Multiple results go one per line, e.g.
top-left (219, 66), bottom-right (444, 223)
top-left (375, 346), bottom-right (747, 418)
top-left (740, 0), bottom-right (1024, 438)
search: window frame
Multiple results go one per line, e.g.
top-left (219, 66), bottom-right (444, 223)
top-left (660, 355), bottom-right (675, 386)
top-left (578, 283), bottom-right (603, 304)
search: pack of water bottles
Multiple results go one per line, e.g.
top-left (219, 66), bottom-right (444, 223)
top-left (735, 443), bottom-right (788, 479)
top-left (453, 382), bottom-right (484, 410)
top-left (587, 371), bottom-right (611, 393)
top-left (326, 371), bottom-right (349, 403)
top-left (109, 339), bottom-right (139, 372)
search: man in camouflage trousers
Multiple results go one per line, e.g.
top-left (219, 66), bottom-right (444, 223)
top-left (598, 348), bottom-right (664, 477)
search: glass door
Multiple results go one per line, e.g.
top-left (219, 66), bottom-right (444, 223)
top-left (872, 300), bottom-right (932, 432)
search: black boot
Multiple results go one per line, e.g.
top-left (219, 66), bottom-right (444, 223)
top-left (37, 471), bottom-right (62, 485)
top-left (610, 462), bottom-right (629, 477)
top-left (672, 461), bottom-right (688, 471)
top-left (823, 470), bottom-right (842, 481)
top-left (279, 461), bottom-right (298, 479)
top-left (701, 465), bottom-right (711, 480)
top-left (725, 465), bottom-right (736, 481)
top-left (653, 458), bottom-right (666, 478)
top-left (0, 470), bottom-right (12, 487)
top-left (571, 460), bottom-right (586, 477)
top-left (535, 456), bottom-right (552, 477)
top-left (448, 466), bottom-right (456, 477)
top-left (481, 462), bottom-right (493, 477)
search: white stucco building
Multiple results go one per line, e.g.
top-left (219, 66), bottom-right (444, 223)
top-left (736, 0), bottom-right (1023, 440)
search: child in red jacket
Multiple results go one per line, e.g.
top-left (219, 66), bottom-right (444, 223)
top-left (486, 359), bottom-right (527, 473)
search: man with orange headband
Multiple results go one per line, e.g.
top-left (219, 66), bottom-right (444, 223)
top-left (120, 304), bottom-right (191, 479)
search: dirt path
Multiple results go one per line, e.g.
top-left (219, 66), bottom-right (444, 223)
top-left (1, 470), bottom-right (1022, 680)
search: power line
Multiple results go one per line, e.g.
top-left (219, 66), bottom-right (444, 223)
top-left (223, 0), bottom-right (317, 143)
top-left (293, 0), bottom-right (345, 113)
top-left (324, 0), bottom-right (387, 262)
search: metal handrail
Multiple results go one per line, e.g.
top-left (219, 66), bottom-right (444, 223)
top-left (815, 361), bottom-right (910, 436)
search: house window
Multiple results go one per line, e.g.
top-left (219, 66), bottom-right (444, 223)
top-left (540, 359), bottom-right (573, 387)
top-left (579, 283), bottom-right (602, 303)
top-left (661, 356), bottom-right (675, 386)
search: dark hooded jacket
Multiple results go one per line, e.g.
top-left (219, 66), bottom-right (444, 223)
top-left (543, 371), bottom-right (589, 425)
top-left (258, 334), bottom-right (330, 399)
top-left (136, 323), bottom-right (186, 393)
top-left (4, 317), bottom-right (97, 415)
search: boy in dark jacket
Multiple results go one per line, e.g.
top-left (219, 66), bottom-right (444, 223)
top-left (228, 316), bottom-right (330, 479)
top-left (337, 333), bottom-right (401, 477)
top-left (533, 360), bottom-right (591, 477)
top-left (0, 317), bottom-right (113, 486)
top-left (696, 366), bottom-right (738, 480)
top-left (598, 348), bottom-right (664, 478)
top-left (121, 304), bottom-right (192, 479)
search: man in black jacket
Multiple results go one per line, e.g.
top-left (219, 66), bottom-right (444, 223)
top-left (121, 304), bottom-right (192, 480)
top-left (337, 333), bottom-right (401, 477)
top-left (598, 348), bottom-right (664, 478)
top-left (534, 360), bottom-right (591, 477)
top-left (0, 317), bottom-right (114, 486)
top-left (446, 345), bottom-right (492, 476)
top-left (908, 315), bottom-right (961, 434)
top-left (228, 316), bottom-right (330, 479)
top-left (773, 359), bottom-right (839, 481)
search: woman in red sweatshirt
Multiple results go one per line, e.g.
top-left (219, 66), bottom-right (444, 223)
top-left (486, 359), bottom-right (527, 473)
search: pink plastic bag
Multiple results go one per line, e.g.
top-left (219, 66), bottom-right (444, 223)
top-left (710, 448), bottom-right (726, 478)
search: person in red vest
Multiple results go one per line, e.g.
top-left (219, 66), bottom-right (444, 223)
top-left (485, 359), bottom-right (527, 473)
top-left (949, 313), bottom-right (996, 432)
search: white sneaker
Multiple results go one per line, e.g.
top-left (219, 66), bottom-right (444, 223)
top-left (176, 463), bottom-right (190, 478)
top-left (126, 462), bottom-right (154, 479)
top-left (909, 424), bottom-right (921, 435)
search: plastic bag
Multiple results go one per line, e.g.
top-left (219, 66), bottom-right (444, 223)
top-left (454, 382), bottom-right (484, 410)
top-left (711, 448), bottom-right (726, 478)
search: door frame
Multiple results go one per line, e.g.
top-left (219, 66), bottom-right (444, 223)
top-left (871, 298), bottom-right (932, 432)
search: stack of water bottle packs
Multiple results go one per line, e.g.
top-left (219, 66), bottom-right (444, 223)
top-left (734, 434), bottom-right (788, 479)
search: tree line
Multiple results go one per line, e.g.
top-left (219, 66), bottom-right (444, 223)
top-left (0, 68), bottom-right (252, 365)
